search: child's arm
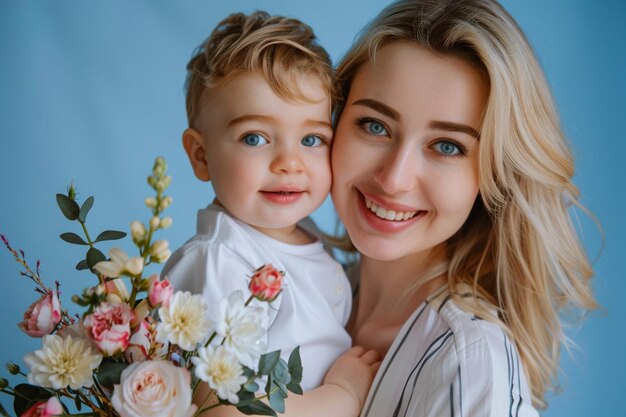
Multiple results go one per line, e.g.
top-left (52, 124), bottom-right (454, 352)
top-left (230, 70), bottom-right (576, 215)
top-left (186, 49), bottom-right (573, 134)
top-left (194, 346), bottom-right (381, 417)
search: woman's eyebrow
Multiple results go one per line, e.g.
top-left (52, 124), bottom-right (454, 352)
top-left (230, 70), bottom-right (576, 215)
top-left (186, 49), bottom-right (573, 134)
top-left (352, 99), bottom-right (400, 121)
top-left (429, 121), bottom-right (480, 139)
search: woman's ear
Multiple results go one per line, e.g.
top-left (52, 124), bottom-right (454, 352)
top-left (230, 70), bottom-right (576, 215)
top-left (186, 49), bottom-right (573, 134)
top-left (182, 128), bottom-right (210, 182)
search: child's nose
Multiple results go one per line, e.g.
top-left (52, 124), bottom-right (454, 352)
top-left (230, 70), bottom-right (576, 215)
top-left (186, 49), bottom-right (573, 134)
top-left (270, 146), bottom-right (304, 175)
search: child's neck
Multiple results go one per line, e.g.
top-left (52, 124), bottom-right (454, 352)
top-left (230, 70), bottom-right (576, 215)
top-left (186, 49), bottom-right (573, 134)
top-left (252, 223), bottom-right (316, 245)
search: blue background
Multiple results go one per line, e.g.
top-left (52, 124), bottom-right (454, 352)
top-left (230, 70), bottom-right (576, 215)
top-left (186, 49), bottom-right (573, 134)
top-left (1, 1), bottom-right (623, 416)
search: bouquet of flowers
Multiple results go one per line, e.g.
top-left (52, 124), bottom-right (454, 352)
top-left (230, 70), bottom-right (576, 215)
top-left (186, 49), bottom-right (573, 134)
top-left (0, 157), bottom-right (302, 417)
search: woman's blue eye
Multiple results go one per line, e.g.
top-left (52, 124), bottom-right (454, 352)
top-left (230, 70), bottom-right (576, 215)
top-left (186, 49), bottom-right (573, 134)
top-left (433, 141), bottom-right (461, 156)
top-left (301, 135), bottom-right (323, 147)
top-left (242, 133), bottom-right (268, 147)
top-left (364, 120), bottom-right (388, 136)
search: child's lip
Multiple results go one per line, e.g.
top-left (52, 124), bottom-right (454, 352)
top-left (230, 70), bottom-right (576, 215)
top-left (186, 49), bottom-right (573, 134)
top-left (260, 185), bottom-right (305, 193)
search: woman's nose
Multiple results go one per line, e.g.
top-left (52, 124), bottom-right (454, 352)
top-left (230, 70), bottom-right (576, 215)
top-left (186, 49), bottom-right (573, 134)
top-left (373, 145), bottom-right (421, 195)
top-left (270, 144), bottom-right (305, 175)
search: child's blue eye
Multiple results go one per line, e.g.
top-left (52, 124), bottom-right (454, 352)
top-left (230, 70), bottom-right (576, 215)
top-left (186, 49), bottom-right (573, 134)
top-left (242, 133), bottom-right (268, 147)
top-left (433, 141), bottom-right (462, 156)
top-left (360, 119), bottom-right (388, 136)
top-left (301, 135), bottom-right (324, 147)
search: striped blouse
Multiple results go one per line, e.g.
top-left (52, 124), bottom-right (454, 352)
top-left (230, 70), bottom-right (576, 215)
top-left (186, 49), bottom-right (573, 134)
top-left (360, 286), bottom-right (539, 417)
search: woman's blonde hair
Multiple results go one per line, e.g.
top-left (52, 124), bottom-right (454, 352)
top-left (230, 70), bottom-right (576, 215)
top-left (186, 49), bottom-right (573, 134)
top-left (185, 11), bottom-right (333, 129)
top-left (333, 0), bottom-right (598, 408)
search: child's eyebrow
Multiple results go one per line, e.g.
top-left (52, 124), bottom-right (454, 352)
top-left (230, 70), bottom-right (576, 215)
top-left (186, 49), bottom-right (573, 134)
top-left (228, 114), bottom-right (332, 130)
top-left (228, 114), bottom-right (273, 126)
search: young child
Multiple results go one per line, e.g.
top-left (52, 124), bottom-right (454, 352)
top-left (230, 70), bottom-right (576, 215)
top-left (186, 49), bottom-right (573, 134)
top-left (161, 11), bottom-right (379, 417)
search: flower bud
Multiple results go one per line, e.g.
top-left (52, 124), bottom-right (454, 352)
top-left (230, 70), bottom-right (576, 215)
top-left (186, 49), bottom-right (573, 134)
top-left (150, 216), bottom-right (160, 230)
top-left (158, 196), bottom-right (172, 211)
top-left (145, 197), bottom-right (157, 208)
top-left (249, 264), bottom-right (284, 302)
top-left (149, 240), bottom-right (171, 263)
top-left (126, 257), bottom-right (145, 277)
top-left (6, 362), bottom-right (20, 375)
top-left (0, 377), bottom-right (8, 389)
top-left (130, 221), bottom-right (147, 244)
top-left (155, 180), bottom-right (166, 193)
top-left (160, 217), bottom-right (173, 229)
top-left (162, 175), bottom-right (172, 188)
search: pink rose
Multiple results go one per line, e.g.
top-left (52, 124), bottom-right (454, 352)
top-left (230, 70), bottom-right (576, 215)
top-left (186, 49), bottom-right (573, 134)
top-left (148, 275), bottom-right (174, 308)
top-left (249, 264), bottom-right (284, 302)
top-left (112, 360), bottom-right (197, 417)
top-left (18, 290), bottom-right (62, 337)
top-left (20, 396), bottom-right (63, 417)
top-left (84, 302), bottom-right (134, 356)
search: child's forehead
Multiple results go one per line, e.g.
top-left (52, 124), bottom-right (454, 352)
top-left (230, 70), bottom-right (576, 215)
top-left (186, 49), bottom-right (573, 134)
top-left (210, 70), bottom-right (330, 104)
top-left (195, 71), bottom-right (332, 130)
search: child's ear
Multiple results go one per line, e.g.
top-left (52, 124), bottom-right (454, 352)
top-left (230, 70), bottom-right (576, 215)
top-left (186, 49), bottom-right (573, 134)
top-left (182, 128), bottom-right (210, 182)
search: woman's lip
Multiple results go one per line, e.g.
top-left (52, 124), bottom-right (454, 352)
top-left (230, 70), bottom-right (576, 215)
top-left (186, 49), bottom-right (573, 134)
top-left (356, 190), bottom-right (425, 233)
top-left (359, 190), bottom-right (420, 212)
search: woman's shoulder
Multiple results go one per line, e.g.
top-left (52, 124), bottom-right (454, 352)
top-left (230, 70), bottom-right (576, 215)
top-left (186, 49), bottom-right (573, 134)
top-left (422, 289), bottom-right (538, 416)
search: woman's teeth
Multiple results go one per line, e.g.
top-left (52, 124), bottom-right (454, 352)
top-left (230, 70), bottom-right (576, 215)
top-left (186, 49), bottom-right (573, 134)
top-left (365, 197), bottom-right (418, 221)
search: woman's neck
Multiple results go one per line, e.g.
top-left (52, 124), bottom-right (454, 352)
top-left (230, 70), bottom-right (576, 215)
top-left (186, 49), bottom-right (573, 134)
top-left (348, 247), bottom-right (448, 355)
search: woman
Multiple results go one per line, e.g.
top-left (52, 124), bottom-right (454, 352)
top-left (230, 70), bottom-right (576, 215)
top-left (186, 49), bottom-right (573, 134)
top-left (331, 0), bottom-right (597, 415)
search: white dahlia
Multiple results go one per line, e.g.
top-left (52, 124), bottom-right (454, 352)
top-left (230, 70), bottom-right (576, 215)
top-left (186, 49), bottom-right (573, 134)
top-left (156, 291), bottom-right (212, 351)
top-left (23, 334), bottom-right (103, 390)
top-left (192, 346), bottom-right (248, 404)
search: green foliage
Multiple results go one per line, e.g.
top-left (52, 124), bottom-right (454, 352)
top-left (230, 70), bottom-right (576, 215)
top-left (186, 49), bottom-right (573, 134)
top-left (56, 193), bottom-right (80, 221)
top-left (13, 383), bottom-right (52, 416)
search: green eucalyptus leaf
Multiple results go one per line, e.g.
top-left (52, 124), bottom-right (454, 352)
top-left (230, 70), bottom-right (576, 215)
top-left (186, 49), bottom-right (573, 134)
top-left (13, 383), bottom-right (52, 416)
top-left (86, 247), bottom-right (106, 269)
top-left (56, 193), bottom-right (80, 221)
top-left (269, 390), bottom-right (285, 414)
top-left (287, 346), bottom-right (303, 384)
top-left (60, 232), bottom-right (89, 245)
top-left (76, 259), bottom-right (89, 270)
top-left (94, 230), bottom-right (127, 243)
top-left (244, 381), bottom-right (259, 393)
top-left (286, 380), bottom-right (303, 395)
top-left (96, 359), bottom-right (129, 390)
top-left (79, 196), bottom-right (94, 223)
top-left (258, 350), bottom-right (281, 376)
top-left (236, 400), bottom-right (276, 416)
top-left (235, 389), bottom-right (255, 406)
top-left (273, 358), bottom-right (291, 385)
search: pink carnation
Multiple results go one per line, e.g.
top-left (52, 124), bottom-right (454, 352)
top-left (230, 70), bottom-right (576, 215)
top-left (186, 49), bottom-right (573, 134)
top-left (18, 290), bottom-right (62, 338)
top-left (20, 396), bottom-right (63, 417)
top-left (84, 302), bottom-right (134, 356)
top-left (248, 264), bottom-right (284, 302)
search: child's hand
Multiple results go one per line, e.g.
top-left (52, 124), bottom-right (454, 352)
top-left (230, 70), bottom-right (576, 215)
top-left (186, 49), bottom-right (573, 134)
top-left (323, 346), bottom-right (381, 413)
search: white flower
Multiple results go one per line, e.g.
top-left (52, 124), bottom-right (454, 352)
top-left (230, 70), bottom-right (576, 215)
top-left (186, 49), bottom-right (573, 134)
top-left (145, 197), bottom-right (157, 208)
top-left (156, 291), bottom-right (212, 351)
top-left (213, 291), bottom-right (267, 369)
top-left (192, 346), bottom-right (248, 404)
top-left (23, 334), bottom-right (103, 390)
top-left (112, 360), bottom-right (196, 417)
top-left (94, 247), bottom-right (144, 278)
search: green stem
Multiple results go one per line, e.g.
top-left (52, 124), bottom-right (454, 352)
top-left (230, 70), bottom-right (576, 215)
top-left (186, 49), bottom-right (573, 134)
top-left (80, 222), bottom-right (94, 246)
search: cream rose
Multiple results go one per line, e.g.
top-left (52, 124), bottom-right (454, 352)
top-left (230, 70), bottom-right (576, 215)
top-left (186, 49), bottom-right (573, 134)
top-left (111, 360), bottom-right (197, 417)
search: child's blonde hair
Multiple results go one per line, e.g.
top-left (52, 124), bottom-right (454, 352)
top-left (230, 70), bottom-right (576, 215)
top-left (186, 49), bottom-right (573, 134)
top-left (333, 0), bottom-right (598, 408)
top-left (185, 11), bottom-right (333, 129)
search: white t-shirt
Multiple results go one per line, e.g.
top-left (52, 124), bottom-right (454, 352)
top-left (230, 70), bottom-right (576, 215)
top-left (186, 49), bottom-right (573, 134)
top-left (161, 204), bottom-right (352, 390)
top-left (361, 286), bottom-right (539, 417)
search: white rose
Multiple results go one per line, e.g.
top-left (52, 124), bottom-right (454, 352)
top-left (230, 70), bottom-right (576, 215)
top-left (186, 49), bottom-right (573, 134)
top-left (112, 360), bottom-right (197, 417)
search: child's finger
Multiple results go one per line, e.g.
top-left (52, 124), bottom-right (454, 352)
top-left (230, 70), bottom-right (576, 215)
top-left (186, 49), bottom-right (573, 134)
top-left (348, 345), bottom-right (366, 356)
top-left (360, 349), bottom-right (381, 363)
